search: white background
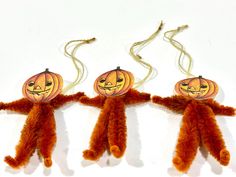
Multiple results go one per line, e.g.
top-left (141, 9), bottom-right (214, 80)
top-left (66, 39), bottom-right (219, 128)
top-left (0, 0), bottom-right (235, 177)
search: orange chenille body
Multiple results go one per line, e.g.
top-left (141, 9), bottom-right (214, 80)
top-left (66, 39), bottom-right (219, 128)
top-left (152, 93), bottom-right (235, 172)
top-left (80, 67), bottom-right (150, 160)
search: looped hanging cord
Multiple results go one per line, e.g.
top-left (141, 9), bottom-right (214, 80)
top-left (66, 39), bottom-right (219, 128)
top-left (130, 21), bottom-right (163, 88)
top-left (164, 25), bottom-right (195, 78)
top-left (62, 38), bottom-right (96, 94)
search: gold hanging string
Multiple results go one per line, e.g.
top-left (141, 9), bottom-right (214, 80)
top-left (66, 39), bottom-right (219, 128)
top-left (164, 25), bottom-right (195, 78)
top-left (130, 21), bottom-right (163, 88)
top-left (62, 38), bottom-right (96, 94)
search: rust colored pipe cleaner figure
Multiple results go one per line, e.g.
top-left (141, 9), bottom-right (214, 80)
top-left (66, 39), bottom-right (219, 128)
top-left (152, 76), bottom-right (235, 172)
top-left (79, 67), bottom-right (150, 160)
top-left (0, 69), bottom-right (84, 169)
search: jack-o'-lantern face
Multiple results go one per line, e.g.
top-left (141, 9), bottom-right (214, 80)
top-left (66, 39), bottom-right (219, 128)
top-left (22, 69), bottom-right (63, 103)
top-left (175, 76), bottom-right (218, 99)
top-left (94, 67), bottom-right (134, 97)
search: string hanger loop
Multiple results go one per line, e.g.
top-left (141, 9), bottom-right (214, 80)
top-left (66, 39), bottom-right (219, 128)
top-left (62, 38), bottom-right (96, 93)
top-left (130, 21), bottom-right (164, 88)
top-left (164, 25), bottom-right (195, 78)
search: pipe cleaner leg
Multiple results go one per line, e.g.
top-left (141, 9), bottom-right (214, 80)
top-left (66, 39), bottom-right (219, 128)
top-left (108, 101), bottom-right (126, 158)
top-left (173, 103), bottom-right (200, 172)
top-left (83, 108), bottom-right (110, 161)
top-left (4, 119), bottom-right (39, 168)
top-left (198, 105), bottom-right (230, 166)
top-left (37, 114), bottom-right (56, 168)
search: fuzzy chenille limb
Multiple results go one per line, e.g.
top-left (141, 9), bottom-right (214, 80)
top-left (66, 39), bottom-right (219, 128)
top-left (124, 89), bottom-right (150, 105)
top-left (36, 104), bottom-right (56, 167)
top-left (79, 95), bottom-right (106, 108)
top-left (107, 98), bottom-right (126, 158)
top-left (4, 105), bottom-right (42, 168)
top-left (83, 101), bottom-right (110, 160)
top-left (172, 102), bottom-right (200, 172)
top-left (0, 98), bottom-right (33, 114)
top-left (197, 104), bottom-right (230, 165)
top-left (1, 91), bottom-right (84, 169)
top-left (152, 95), bottom-right (235, 172)
top-left (80, 89), bottom-right (150, 160)
top-left (50, 92), bottom-right (85, 109)
top-left (152, 95), bottom-right (190, 113)
top-left (203, 99), bottom-right (235, 116)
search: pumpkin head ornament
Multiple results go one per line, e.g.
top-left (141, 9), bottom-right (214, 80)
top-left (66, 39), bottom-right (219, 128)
top-left (152, 25), bottom-right (235, 173)
top-left (22, 68), bottom-right (63, 103)
top-left (175, 75), bottom-right (218, 100)
top-left (79, 22), bottom-right (164, 161)
top-left (80, 67), bottom-right (150, 161)
top-left (0, 67), bottom-right (86, 169)
top-left (0, 38), bottom-right (98, 169)
top-left (94, 66), bottom-right (134, 97)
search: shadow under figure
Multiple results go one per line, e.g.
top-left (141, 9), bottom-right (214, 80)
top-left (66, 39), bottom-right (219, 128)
top-left (152, 94), bottom-right (235, 172)
top-left (79, 67), bottom-right (150, 161)
top-left (0, 69), bottom-right (84, 169)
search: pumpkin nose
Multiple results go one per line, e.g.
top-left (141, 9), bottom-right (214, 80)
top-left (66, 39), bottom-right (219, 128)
top-left (105, 82), bottom-right (112, 86)
top-left (188, 86), bottom-right (195, 90)
top-left (34, 85), bottom-right (42, 90)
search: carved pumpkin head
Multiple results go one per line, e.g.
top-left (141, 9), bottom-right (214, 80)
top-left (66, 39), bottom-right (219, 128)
top-left (22, 69), bottom-right (63, 103)
top-left (174, 76), bottom-right (218, 99)
top-left (94, 66), bottom-right (134, 97)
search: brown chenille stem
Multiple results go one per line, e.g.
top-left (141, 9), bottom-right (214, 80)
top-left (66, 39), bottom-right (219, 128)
top-left (37, 104), bottom-right (56, 167)
top-left (108, 98), bottom-right (126, 158)
top-left (152, 95), bottom-right (190, 113)
top-left (124, 89), bottom-right (150, 105)
top-left (0, 98), bottom-right (33, 114)
top-left (172, 101), bottom-right (200, 172)
top-left (198, 104), bottom-right (230, 165)
top-left (50, 92), bottom-right (85, 109)
top-left (83, 99), bottom-right (111, 160)
top-left (79, 95), bottom-right (106, 108)
top-left (203, 99), bottom-right (235, 116)
top-left (4, 104), bottom-right (42, 168)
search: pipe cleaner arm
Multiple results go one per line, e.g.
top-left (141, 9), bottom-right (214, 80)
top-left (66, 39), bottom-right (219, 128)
top-left (203, 99), bottom-right (235, 116)
top-left (50, 92), bottom-right (85, 109)
top-left (124, 89), bottom-right (150, 105)
top-left (79, 95), bottom-right (106, 108)
top-left (0, 98), bottom-right (33, 114)
top-left (152, 95), bottom-right (190, 113)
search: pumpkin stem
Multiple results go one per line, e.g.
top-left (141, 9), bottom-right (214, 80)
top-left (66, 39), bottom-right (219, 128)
top-left (44, 68), bottom-right (49, 73)
top-left (116, 66), bottom-right (121, 70)
top-left (199, 75), bottom-right (202, 79)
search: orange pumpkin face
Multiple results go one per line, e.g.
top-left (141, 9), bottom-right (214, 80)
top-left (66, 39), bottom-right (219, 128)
top-left (22, 69), bottom-right (63, 103)
top-left (175, 76), bottom-right (218, 99)
top-left (94, 67), bottom-right (134, 97)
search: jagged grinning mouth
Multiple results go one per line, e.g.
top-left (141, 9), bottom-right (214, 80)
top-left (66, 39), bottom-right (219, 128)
top-left (180, 87), bottom-right (206, 94)
top-left (27, 89), bottom-right (51, 96)
top-left (99, 84), bottom-right (122, 91)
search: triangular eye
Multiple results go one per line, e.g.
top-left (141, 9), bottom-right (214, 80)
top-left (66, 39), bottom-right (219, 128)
top-left (46, 81), bottom-right (52, 86)
top-left (117, 78), bottom-right (123, 82)
top-left (200, 85), bottom-right (207, 88)
top-left (100, 79), bottom-right (106, 83)
top-left (28, 82), bottom-right (34, 87)
top-left (181, 83), bottom-right (188, 86)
